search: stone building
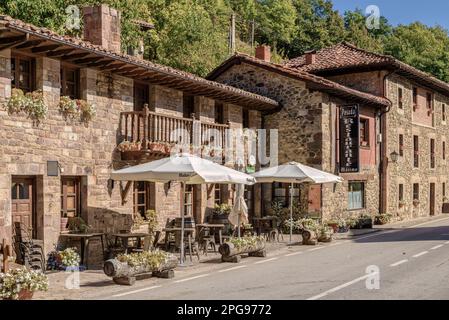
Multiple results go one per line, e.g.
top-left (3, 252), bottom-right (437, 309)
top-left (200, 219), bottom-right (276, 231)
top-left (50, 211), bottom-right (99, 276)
top-left (210, 42), bottom-right (449, 222)
top-left (208, 46), bottom-right (390, 220)
top-left (0, 5), bottom-right (278, 255)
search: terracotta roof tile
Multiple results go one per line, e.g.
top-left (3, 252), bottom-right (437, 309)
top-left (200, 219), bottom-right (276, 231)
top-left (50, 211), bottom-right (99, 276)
top-left (208, 52), bottom-right (391, 108)
top-left (0, 15), bottom-right (279, 110)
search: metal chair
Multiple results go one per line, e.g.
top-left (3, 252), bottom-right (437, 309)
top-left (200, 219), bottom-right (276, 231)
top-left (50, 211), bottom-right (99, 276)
top-left (196, 226), bottom-right (216, 256)
top-left (13, 222), bottom-right (45, 271)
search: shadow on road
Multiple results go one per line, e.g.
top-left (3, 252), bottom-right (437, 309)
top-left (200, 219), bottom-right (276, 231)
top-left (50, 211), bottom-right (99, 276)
top-left (354, 226), bottom-right (449, 243)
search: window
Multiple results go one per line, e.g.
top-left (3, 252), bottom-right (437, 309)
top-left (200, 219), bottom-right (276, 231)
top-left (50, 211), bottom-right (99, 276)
top-left (214, 184), bottom-right (221, 205)
top-left (443, 183), bottom-right (446, 201)
top-left (273, 183), bottom-right (299, 208)
top-left (360, 118), bottom-right (369, 147)
top-left (441, 141), bottom-right (446, 160)
top-left (244, 185), bottom-right (254, 215)
top-left (134, 82), bottom-right (149, 111)
top-left (215, 101), bottom-right (224, 124)
top-left (11, 182), bottom-right (30, 200)
top-left (61, 177), bottom-right (81, 218)
top-left (11, 55), bottom-right (35, 93)
top-left (427, 92), bottom-right (433, 109)
top-left (60, 66), bottom-right (80, 99)
top-left (413, 135), bottom-right (419, 168)
top-left (183, 94), bottom-right (195, 119)
top-left (430, 139), bottom-right (435, 168)
top-left (398, 87), bottom-right (403, 109)
top-left (184, 185), bottom-right (195, 216)
top-left (399, 134), bottom-right (404, 157)
top-left (133, 181), bottom-right (151, 218)
top-left (413, 87), bottom-right (418, 110)
top-left (242, 109), bottom-right (250, 128)
top-left (443, 104), bottom-right (447, 122)
top-left (348, 182), bottom-right (365, 210)
top-left (398, 184), bottom-right (404, 203)
top-left (413, 183), bottom-right (419, 201)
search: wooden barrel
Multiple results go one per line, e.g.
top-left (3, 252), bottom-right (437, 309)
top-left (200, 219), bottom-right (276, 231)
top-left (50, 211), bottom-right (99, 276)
top-left (218, 240), bottom-right (265, 258)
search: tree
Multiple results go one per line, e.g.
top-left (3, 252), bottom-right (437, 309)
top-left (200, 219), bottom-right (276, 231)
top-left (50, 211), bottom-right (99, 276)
top-left (384, 22), bottom-right (449, 82)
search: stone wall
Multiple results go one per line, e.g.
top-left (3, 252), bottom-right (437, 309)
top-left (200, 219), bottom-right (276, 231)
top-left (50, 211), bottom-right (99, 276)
top-left (214, 63), bottom-right (380, 220)
top-left (385, 74), bottom-right (449, 220)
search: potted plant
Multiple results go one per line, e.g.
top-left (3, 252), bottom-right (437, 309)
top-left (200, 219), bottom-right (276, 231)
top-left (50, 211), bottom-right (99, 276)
top-left (68, 217), bottom-right (90, 234)
top-left (47, 247), bottom-right (81, 271)
top-left (0, 267), bottom-right (48, 300)
top-left (6, 88), bottom-right (48, 124)
top-left (374, 213), bottom-right (392, 225)
top-left (317, 224), bottom-right (333, 243)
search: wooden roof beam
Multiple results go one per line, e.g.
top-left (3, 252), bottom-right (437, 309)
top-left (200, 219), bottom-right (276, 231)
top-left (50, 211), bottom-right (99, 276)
top-left (0, 34), bottom-right (29, 50)
top-left (31, 44), bottom-right (61, 53)
top-left (99, 62), bottom-right (127, 71)
top-left (15, 39), bottom-right (45, 49)
top-left (86, 60), bottom-right (116, 68)
top-left (46, 48), bottom-right (76, 57)
top-left (61, 52), bottom-right (92, 61)
top-left (73, 56), bottom-right (104, 65)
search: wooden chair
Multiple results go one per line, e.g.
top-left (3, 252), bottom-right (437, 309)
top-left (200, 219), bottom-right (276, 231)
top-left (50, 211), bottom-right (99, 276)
top-left (196, 226), bottom-right (216, 256)
top-left (13, 222), bottom-right (45, 271)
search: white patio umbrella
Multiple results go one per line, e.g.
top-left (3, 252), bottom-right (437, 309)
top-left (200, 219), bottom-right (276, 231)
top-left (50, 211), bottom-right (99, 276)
top-left (111, 154), bottom-right (256, 265)
top-left (229, 184), bottom-right (249, 238)
top-left (252, 162), bottom-right (343, 244)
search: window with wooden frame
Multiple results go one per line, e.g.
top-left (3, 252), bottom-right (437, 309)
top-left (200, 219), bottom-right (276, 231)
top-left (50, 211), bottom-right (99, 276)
top-left (359, 118), bottom-right (369, 147)
top-left (398, 184), bottom-right (404, 203)
top-left (399, 134), bottom-right (404, 157)
top-left (443, 104), bottom-right (447, 122)
top-left (348, 182), bottom-right (365, 210)
top-left (61, 177), bottom-right (81, 218)
top-left (272, 183), bottom-right (300, 208)
top-left (413, 135), bottom-right (419, 168)
top-left (214, 101), bottom-right (224, 124)
top-left (412, 87), bottom-right (418, 110)
top-left (214, 184), bottom-right (221, 205)
top-left (242, 109), bottom-right (250, 128)
top-left (133, 181), bottom-right (151, 218)
top-left (183, 93), bottom-right (195, 119)
top-left (443, 141), bottom-right (446, 161)
top-left (427, 92), bottom-right (433, 110)
top-left (430, 138), bottom-right (436, 169)
top-left (184, 185), bottom-right (195, 216)
top-left (11, 55), bottom-right (35, 93)
top-left (60, 66), bottom-right (80, 99)
top-left (413, 183), bottom-right (420, 201)
top-left (398, 87), bottom-right (403, 109)
top-left (134, 81), bottom-right (149, 111)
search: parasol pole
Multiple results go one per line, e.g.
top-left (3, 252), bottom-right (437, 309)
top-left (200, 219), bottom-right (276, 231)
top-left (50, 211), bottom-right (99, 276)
top-left (180, 181), bottom-right (185, 266)
top-left (290, 182), bottom-right (293, 244)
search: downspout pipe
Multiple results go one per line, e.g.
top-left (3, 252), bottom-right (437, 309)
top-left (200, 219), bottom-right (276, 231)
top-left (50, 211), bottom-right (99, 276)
top-left (379, 71), bottom-right (395, 214)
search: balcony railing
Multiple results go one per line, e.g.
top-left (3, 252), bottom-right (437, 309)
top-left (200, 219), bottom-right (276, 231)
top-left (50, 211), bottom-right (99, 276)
top-left (119, 107), bottom-right (230, 154)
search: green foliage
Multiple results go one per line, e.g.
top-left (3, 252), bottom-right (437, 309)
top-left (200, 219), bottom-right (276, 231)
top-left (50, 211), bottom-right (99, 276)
top-left (117, 249), bottom-right (170, 270)
top-left (5, 89), bottom-right (48, 124)
top-left (0, 267), bottom-right (49, 300)
top-left (213, 203), bottom-right (232, 215)
top-left (2, 0), bottom-right (449, 81)
top-left (58, 247), bottom-right (81, 267)
top-left (229, 235), bottom-right (264, 250)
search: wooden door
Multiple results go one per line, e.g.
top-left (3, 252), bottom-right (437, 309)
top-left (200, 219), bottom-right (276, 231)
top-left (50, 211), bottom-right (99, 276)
top-left (11, 178), bottom-right (34, 236)
top-left (430, 183), bottom-right (436, 216)
top-left (61, 177), bottom-right (81, 218)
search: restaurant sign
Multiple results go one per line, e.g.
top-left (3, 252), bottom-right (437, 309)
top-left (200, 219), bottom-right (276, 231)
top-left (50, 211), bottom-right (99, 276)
top-left (339, 104), bottom-right (360, 173)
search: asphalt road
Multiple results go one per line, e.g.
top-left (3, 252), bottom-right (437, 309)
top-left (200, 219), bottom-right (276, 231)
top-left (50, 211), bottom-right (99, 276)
top-left (94, 216), bottom-right (449, 300)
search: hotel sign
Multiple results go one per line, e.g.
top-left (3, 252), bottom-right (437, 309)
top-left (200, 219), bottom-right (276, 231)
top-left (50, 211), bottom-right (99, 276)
top-left (339, 104), bottom-right (360, 173)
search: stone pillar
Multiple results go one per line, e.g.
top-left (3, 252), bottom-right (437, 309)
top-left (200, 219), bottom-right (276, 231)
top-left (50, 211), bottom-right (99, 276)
top-left (0, 49), bottom-right (11, 102)
top-left (0, 174), bottom-right (12, 246)
top-left (36, 57), bottom-right (60, 109)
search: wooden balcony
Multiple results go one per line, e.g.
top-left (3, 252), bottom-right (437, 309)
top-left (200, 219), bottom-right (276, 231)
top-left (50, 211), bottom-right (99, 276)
top-left (118, 107), bottom-right (230, 161)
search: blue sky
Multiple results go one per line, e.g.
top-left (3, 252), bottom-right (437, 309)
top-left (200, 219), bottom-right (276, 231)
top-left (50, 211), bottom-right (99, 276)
top-left (332, 0), bottom-right (449, 29)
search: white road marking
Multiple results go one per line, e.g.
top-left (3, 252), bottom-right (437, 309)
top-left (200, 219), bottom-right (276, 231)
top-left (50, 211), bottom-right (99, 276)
top-left (307, 273), bottom-right (379, 300)
top-left (390, 259), bottom-right (408, 267)
top-left (112, 285), bottom-right (161, 297)
top-left (445, 241), bottom-right (449, 245)
top-left (218, 266), bottom-right (247, 273)
top-left (254, 258), bottom-right (278, 264)
top-left (285, 251), bottom-right (304, 257)
top-left (174, 274), bottom-right (210, 283)
top-left (412, 251), bottom-right (429, 258)
top-left (431, 245), bottom-right (444, 250)
top-left (308, 246), bottom-right (325, 252)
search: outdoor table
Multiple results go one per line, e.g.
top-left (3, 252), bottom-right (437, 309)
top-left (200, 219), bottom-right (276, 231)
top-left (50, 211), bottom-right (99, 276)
top-left (111, 233), bottom-right (151, 254)
top-left (196, 223), bottom-right (225, 245)
top-left (59, 233), bottom-right (105, 269)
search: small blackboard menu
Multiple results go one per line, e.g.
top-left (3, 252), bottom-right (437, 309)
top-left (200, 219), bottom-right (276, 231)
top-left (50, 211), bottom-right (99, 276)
top-left (339, 105), bottom-right (360, 173)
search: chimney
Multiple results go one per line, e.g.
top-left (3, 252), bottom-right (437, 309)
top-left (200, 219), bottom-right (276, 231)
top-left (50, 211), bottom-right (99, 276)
top-left (305, 50), bottom-right (316, 65)
top-left (255, 45), bottom-right (271, 62)
top-left (83, 4), bottom-right (121, 54)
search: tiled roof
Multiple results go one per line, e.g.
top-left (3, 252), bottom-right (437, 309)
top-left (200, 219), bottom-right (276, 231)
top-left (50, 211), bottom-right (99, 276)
top-left (208, 52), bottom-right (391, 108)
top-left (285, 42), bottom-right (449, 96)
top-left (0, 15), bottom-right (279, 111)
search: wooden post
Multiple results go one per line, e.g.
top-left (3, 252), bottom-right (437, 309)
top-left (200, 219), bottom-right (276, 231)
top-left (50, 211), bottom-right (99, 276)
top-left (142, 104), bottom-right (149, 150)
